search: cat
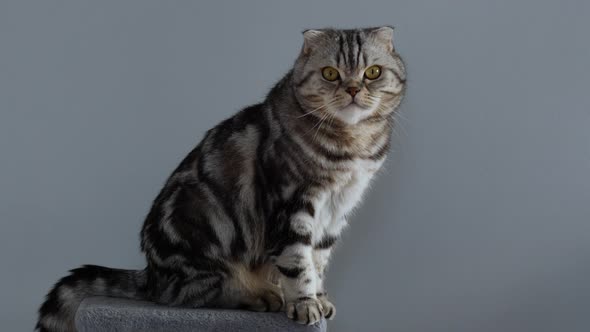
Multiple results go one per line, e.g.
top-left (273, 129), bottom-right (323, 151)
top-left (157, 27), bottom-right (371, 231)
top-left (37, 26), bottom-right (406, 331)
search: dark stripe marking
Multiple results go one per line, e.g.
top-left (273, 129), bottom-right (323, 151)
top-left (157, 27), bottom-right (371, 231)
top-left (387, 68), bottom-right (406, 83)
top-left (356, 32), bottom-right (363, 67)
top-left (368, 141), bottom-right (391, 161)
top-left (285, 230), bottom-right (312, 246)
top-left (315, 235), bottom-right (338, 249)
top-left (303, 201), bottom-right (315, 217)
top-left (347, 32), bottom-right (355, 68)
top-left (277, 265), bottom-right (304, 278)
top-left (338, 35), bottom-right (346, 67)
top-left (296, 71), bottom-right (315, 87)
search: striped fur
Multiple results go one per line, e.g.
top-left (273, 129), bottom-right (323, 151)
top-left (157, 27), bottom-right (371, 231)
top-left (37, 27), bottom-right (406, 330)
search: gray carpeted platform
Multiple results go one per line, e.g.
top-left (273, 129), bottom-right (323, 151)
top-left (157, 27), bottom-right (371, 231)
top-left (75, 296), bottom-right (327, 332)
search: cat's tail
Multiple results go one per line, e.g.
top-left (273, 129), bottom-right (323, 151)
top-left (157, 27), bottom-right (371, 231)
top-left (36, 264), bottom-right (148, 332)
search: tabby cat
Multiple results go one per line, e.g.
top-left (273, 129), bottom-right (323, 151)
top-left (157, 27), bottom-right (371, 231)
top-left (37, 26), bottom-right (406, 331)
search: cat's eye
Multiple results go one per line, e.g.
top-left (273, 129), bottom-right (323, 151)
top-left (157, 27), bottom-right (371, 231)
top-left (321, 67), bottom-right (340, 81)
top-left (364, 65), bottom-right (382, 80)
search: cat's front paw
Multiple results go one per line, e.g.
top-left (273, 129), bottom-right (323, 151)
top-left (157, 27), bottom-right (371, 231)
top-left (286, 297), bottom-right (323, 325)
top-left (317, 294), bottom-right (336, 319)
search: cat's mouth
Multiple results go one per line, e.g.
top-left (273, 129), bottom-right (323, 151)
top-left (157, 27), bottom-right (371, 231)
top-left (344, 100), bottom-right (368, 110)
top-left (335, 103), bottom-right (373, 125)
top-left (340, 102), bottom-right (369, 113)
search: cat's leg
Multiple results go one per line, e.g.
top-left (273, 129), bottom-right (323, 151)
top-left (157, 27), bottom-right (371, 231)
top-left (274, 202), bottom-right (324, 325)
top-left (313, 234), bottom-right (338, 320)
top-left (276, 243), bottom-right (323, 325)
top-left (217, 262), bottom-right (284, 312)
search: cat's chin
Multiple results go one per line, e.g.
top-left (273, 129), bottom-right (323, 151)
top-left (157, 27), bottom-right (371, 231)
top-left (335, 103), bottom-right (373, 125)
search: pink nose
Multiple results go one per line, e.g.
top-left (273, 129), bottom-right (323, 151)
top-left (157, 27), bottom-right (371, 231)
top-left (345, 86), bottom-right (360, 97)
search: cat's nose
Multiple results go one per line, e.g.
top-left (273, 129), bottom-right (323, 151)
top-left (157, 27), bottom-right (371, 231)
top-left (345, 86), bottom-right (360, 97)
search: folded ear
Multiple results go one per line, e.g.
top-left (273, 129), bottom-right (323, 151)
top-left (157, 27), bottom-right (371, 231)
top-left (371, 26), bottom-right (395, 52)
top-left (302, 29), bottom-right (325, 55)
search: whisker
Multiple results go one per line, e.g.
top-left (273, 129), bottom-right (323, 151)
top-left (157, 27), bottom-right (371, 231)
top-left (375, 103), bottom-right (408, 141)
top-left (392, 112), bottom-right (409, 137)
top-left (375, 104), bottom-right (396, 130)
top-left (312, 112), bottom-right (331, 142)
top-left (295, 98), bottom-right (341, 119)
top-left (296, 105), bottom-right (325, 119)
top-left (393, 109), bottom-right (409, 123)
top-left (327, 109), bottom-right (337, 128)
top-left (303, 111), bottom-right (331, 137)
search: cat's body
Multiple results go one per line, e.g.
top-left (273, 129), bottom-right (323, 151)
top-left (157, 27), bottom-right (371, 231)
top-left (37, 27), bottom-right (406, 331)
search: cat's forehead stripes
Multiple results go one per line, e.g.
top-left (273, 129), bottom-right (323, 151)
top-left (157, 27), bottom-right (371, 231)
top-left (336, 30), bottom-right (365, 71)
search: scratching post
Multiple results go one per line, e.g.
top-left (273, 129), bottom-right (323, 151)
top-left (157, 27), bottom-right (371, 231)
top-left (75, 297), bottom-right (327, 332)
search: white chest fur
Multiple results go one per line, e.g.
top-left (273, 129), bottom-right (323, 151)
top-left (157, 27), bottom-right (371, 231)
top-left (311, 158), bottom-right (385, 242)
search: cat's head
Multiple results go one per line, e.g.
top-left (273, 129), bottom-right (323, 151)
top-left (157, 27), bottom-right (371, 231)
top-left (292, 27), bottom-right (405, 126)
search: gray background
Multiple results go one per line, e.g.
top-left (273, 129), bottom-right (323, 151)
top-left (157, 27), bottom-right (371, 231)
top-left (1, 0), bottom-right (589, 331)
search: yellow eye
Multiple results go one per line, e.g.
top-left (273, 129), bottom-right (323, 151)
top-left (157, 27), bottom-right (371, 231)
top-left (364, 65), bottom-right (382, 80)
top-left (321, 67), bottom-right (340, 81)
